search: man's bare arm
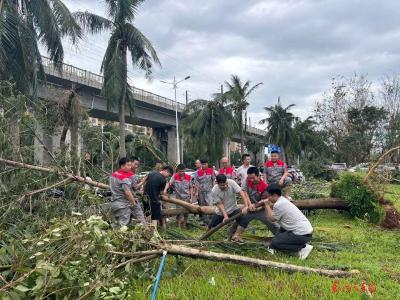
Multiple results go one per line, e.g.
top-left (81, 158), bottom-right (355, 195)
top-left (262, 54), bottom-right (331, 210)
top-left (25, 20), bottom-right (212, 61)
top-left (217, 202), bottom-right (228, 222)
top-left (262, 199), bottom-right (275, 222)
top-left (124, 188), bottom-right (137, 207)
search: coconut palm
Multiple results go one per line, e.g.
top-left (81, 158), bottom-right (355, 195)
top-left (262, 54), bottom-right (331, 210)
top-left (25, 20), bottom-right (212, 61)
top-left (0, 0), bottom-right (81, 93)
top-left (259, 98), bottom-right (295, 163)
top-left (74, 0), bottom-right (160, 158)
top-left (181, 97), bottom-right (234, 165)
top-left (224, 75), bottom-right (263, 155)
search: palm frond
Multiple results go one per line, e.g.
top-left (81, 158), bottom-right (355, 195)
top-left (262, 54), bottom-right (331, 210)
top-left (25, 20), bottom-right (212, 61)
top-left (27, 0), bottom-right (64, 64)
top-left (124, 23), bottom-right (160, 77)
top-left (73, 11), bottom-right (112, 34)
top-left (113, 0), bottom-right (145, 23)
top-left (245, 82), bottom-right (263, 98)
top-left (50, 0), bottom-right (82, 43)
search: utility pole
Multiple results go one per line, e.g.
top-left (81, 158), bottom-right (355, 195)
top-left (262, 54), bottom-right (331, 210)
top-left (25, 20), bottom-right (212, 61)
top-left (220, 84), bottom-right (224, 94)
top-left (160, 76), bottom-right (191, 164)
top-left (185, 90), bottom-right (188, 105)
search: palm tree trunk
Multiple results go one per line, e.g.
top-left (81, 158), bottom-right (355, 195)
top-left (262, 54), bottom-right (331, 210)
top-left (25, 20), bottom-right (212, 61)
top-left (70, 96), bottom-right (79, 174)
top-left (240, 113), bottom-right (244, 155)
top-left (59, 125), bottom-right (69, 150)
top-left (118, 47), bottom-right (128, 158)
top-left (10, 117), bottom-right (20, 160)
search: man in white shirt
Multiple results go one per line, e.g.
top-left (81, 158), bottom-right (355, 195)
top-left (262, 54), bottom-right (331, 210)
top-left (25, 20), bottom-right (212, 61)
top-left (262, 183), bottom-right (313, 260)
top-left (236, 154), bottom-right (253, 187)
top-left (208, 174), bottom-right (248, 229)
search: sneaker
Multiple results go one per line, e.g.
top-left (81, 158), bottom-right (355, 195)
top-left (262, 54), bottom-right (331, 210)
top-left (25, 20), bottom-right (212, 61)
top-left (298, 244), bottom-right (313, 260)
top-left (267, 247), bottom-right (275, 255)
top-left (231, 236), bottom-right (244, 244)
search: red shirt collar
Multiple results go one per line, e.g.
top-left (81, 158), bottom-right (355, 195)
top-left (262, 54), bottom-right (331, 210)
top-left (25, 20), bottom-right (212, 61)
top-left (265, 160), bottom-right (285, 167)
top-left (219, 167), bottom-right (234, 174)
top-left (198, 168), bottom-right (213, 176)
top-left (246, 178), bottom-right (268, 193)
top-left (112, 169), bottom-right (134, 180)
top-left (174, 173), bottom-right (191, 181)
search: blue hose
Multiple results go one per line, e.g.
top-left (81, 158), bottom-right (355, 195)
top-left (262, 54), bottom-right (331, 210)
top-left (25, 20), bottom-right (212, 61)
top-left (151, 250), bottom-right (167, 300)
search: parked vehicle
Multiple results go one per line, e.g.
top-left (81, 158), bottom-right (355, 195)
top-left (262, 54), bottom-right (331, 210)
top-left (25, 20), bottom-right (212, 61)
top-left (329, 163), bottom-right (347, 171)
top-left (288, 167), bottom-right (304, 183)
top-left (349, 163), bottom-right (369, 173)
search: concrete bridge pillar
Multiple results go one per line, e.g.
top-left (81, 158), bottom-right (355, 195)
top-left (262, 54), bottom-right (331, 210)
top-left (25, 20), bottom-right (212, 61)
top-left (167, 127), bottom-right (178, 163)
top-left (256, 144), bottom-right (266, 165)
top-left (34, 121), bottom-right (54, 165)
top-left (223, 139), bottom-right (230, 161)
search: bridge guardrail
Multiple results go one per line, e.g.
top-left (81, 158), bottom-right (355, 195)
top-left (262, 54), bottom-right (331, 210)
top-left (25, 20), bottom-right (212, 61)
top-left (42, 56), bottom-right (265, 136)
top-left (41, 56), bottom-right (185, 112)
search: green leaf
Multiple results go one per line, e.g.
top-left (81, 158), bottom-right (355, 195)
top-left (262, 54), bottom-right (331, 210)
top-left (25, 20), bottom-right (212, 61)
top-left (14, 285), bottom-right (30, 293)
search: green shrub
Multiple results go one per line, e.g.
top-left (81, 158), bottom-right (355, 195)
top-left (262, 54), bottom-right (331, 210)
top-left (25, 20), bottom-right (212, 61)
top-left (331, 172), bottom-right (383, 223)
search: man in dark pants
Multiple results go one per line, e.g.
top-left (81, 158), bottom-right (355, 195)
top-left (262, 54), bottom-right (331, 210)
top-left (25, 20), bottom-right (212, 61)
top-left (230, 167), bottom-right (279, 242)
top-left (208, 174), bottom-right (248, 229)
top-left (262, 184), bottom-right (313, 259)
top-left (143, 165), bottom-right (173, 229)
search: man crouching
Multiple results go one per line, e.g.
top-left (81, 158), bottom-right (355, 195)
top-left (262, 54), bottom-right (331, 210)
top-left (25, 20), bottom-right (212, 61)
top-left (262, 183), bottom-right (314, 260)
top-left (208, 174), bottom-right (248, 230)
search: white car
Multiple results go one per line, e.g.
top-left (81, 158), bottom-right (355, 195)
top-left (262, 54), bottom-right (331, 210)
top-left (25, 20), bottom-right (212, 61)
top-left (349, 163), bottom-right (369, 173)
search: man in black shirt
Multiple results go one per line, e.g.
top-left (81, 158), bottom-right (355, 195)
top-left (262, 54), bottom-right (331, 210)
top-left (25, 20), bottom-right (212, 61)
top-left (144, 165), bottom-right (173, 228)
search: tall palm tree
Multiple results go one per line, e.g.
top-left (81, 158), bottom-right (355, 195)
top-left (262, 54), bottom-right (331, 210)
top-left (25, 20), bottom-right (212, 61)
top-left (259, 98), bottom-right (295, 164)
top-left (292, 116), bottom-right (316, 160)
top-left (181, 96), bottom-right (234, 165)
top-left (74, 0), bottom-right (160, 158)
top-left (224, 75), bottom-right (263, 155)
top-left (0, 0), bottom-right (81, 160)
top-left (0, 0), bottom-right (81, 93)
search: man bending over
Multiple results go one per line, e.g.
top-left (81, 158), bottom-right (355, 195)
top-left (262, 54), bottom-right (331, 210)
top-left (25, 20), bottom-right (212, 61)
top-left (110, 157), bottom-right (146, 227)
top-left (208, 174), bottom-right (248, 229)
top-left (262, 184), bottom-right (313, 260)
top-left (143, 165), bottom-right (173, 229)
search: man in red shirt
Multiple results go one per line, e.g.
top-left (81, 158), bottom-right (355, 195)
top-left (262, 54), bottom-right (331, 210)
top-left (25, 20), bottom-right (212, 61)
top-left (193, 159), bottom-right (216, 225)
top-left (263, 150), bottom-right (292, 198)
top-left (218, 156), bottom-right (237, 180)
top-left (230, 166), bottom-right (279, 242)
top-left (164, 164), bottom-right (194, 228)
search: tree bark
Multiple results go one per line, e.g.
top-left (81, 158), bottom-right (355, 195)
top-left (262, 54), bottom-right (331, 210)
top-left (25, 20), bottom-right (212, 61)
top-left (9, 117), bottom-right (20, 160)
top-left (161, 195), bottom-right (349, 214)
top-left (159, 244), bottom-right (359, 277)
top-left (118, 47), bottom-right (128, 159)
top-left (70, 90), bottom-right (80, 174)
top-left (240, 112), bottom-right (244, 155)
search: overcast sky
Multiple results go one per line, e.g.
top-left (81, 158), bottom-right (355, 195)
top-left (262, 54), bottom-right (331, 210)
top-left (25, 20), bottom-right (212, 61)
top-left (60, 0), bottom-right (400, 128)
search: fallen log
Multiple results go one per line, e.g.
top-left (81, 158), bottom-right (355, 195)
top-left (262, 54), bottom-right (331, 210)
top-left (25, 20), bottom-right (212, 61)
top-left (159, 244), bottom-right (360, 277)
top-left (161, 195), bottom-right (349, 216)
top-left (161, 195), bottom-right (216, 214)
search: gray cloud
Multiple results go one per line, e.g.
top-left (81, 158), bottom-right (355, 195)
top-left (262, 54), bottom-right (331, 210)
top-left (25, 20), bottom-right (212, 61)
top-left (59, 0), bottom-right (400, 126)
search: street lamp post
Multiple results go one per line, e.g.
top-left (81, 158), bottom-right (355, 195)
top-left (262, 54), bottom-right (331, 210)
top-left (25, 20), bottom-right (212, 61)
top-left (160, 76), bottom-right (190, 164)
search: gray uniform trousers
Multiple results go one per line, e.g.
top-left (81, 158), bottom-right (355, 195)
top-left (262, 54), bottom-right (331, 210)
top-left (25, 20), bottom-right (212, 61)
top-left (111, 201), bottom-right (146, 228)
top-left (228, 210), bottom-right (280, 237)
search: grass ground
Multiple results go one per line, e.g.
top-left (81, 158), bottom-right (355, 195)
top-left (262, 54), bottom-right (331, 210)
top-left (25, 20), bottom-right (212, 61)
top-left (132, 185), bottom-right (400, 300)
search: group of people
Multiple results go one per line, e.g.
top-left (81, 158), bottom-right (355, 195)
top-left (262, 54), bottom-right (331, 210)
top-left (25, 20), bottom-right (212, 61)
top-left (109, 151), bottom-right (314, 259)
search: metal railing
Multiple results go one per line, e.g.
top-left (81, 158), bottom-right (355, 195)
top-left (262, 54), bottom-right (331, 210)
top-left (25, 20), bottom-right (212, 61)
top-left (41, 56), bottom-right (265, 136)
top-left (41, 56), bottom-right (186, 111)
